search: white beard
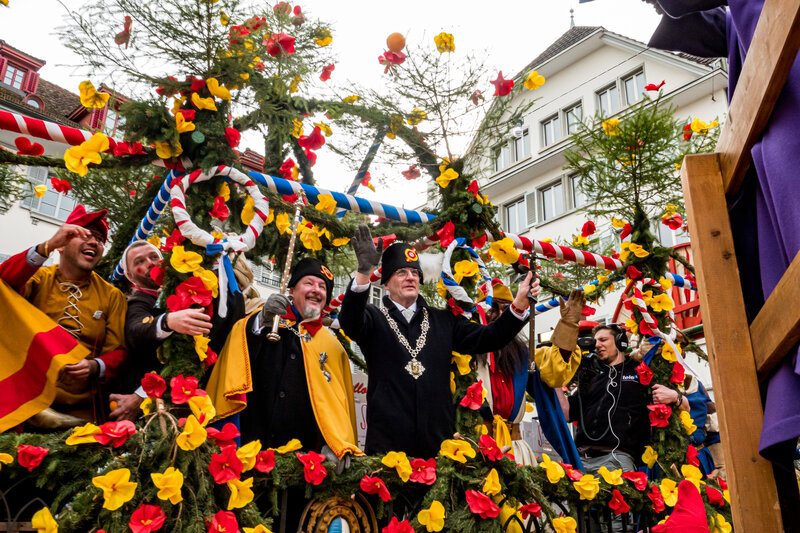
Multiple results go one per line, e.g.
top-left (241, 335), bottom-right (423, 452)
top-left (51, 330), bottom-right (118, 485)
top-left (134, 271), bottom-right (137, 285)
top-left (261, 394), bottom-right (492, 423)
top-left (301, 304), bottom-right (321, 321)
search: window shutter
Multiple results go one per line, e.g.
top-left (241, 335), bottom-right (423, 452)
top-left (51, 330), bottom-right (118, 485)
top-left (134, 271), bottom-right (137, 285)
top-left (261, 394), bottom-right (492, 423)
top-left (525, 190), bottom-right (537, 226)
top-left (89, 109), bottom-right (105, 130)
top-left (22, 71), bottom-right (39, 93)
top-left (0, 58), bottom-right (7, 81)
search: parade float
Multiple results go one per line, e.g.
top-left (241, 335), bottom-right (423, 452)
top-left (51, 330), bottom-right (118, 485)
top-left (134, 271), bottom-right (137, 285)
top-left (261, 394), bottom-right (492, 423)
top-left (0, 1), bottom-right (735, 532)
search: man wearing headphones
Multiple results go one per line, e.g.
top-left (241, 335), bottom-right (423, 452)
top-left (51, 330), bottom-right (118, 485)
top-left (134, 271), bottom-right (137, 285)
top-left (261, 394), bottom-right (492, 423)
top-left (557, 324), bottom-right (687, 476)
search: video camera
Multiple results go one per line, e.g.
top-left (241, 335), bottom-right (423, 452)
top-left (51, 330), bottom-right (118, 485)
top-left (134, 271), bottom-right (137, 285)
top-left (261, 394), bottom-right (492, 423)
top-left (577, 335), bottom-right (597, 355)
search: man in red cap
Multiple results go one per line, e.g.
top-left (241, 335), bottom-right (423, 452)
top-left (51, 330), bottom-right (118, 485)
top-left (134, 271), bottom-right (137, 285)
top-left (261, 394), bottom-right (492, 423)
top-left (0, 204), bottom-right (127, 428)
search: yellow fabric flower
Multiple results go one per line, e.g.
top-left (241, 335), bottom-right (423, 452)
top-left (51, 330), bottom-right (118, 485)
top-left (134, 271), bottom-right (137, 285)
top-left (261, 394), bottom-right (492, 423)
top-left (175, 113), bottom-right (195, 133)
top-left (453, 260), bottom-right (479, 283)
top-left (34, 185), bottom-right (47, 198)
top-left (681, 464), bottom-right (703, 491)
top-left (573, 474), bottom-right (600, 500)
top-left (273, 439), bottom-right (302, 454)
top-left (140, 398), bottom-right (154, 415)
top-left (642, 446), bottom-right (658, 468)
top-left (439, 439), bottom-right (476, 463)
top-left (629, 243), bottom-right (650, 258)
top-left (713, 514), bottom-right (732, 533)
top-left (219, 10), bottom-right (229, 25)
top-left (598, 466), bottom-right (623, 486)
top-left (382, 451), bottom-right (412, 482)
top-left (573, 235), bottom-right (589, 246)
top-left (540, 453), bottom-right (565, 484)
top-left (434, 32), bottom-right (455, 53)
top-left (237, 440), bottom-right (262, 472)
top-left (659, 478), bottom-right (679, 507)
top-left (206, 78), bottom-right (231, 101)
top-left (332, 237), bottom-right (350, 247)
top-left (483, 468), bottom-right (501, 495)
top-left (343, 95), bottom-right (360, 104)
top-left (227, 477), bottom-right (254, 509)
top-left (661, 342), bottom-right (679, 363)
top-left (191, 92), bottom-right (217, 111)
top-left (451, 352), bottom-right (472, 375)
top-left (435, 168), bottom-right (459, 188)
top-left (243, 526), bottom-right (272, 533)
top-left (31, 506), bottom-right (58, 533)
top-left (217, 182), bottom-right (230, 201)
top-left (194, 268), bottom-right (219, 298)
top-left (649, 293), bottom-right (674, 313)
top-left (154, 140), bottom-right (183, 159)
top-left (524, 71), bottom-right (545, 90)
top-left (92, 468), bottom-right (137, 511)
top-left (171, 96), bottom-right (186, 116)
top-left (625, 318), bottom-right (639, 335)
top-left (239, 196), bottom-right (255, 225)
top-left (64, 132), bottom-right (109, 176)
top-left (299, 225), bottom-right (322, 251)
top-left (315, 122), bottom-right (332, 136)
top-left (0, 453), bottom-right (12, 471)
top-left (664, 203), bottom-right (679, 217)
top-left (611, 217), bottom-right (627, 228)
top-left (288, 76), bottom-right (303, 94)
top-left (436, 279), bottom-right (448, 299)
top-left (211, 231), bottom-right (225, 240)
top-left (407, 108), bottom-right (427, 125)
top-left (489, 238), bottom-right (520, 265)
top-left (79, 80), bottom-right (110, 109)
top-left (66, 422), bottom-right (101, 445)
top-left (450, 372), bottom-right (456, 394)
top-left (170, 246), bottom-right (203, 273)
top-left (151, 466), bottom-right (184, 504)
top-left (188, 391), bottom-right (216, 423)
top-left (315, 193), bottom-right (337, 215)
top-left (583, 284), bottom-right (596, 294)
top-left (680, 410), bottom-right (698, 435)
top-left (602, 118), bottom-right (621, 135)
top-left (147, 235), bottom-right (162, 248)
top-left (418, 501), bottom-right (446, 532)
top-left (315, 29), bottom-right (333, 47)
top-left (553, 517), bottom-right (578, 533)
top-left (177, 414), bottom-right (207, 451)
top-left (275, 212), bottom-right (291, 234)
top-left (291, 118), bottom-right (304, 138)
top-left (690, 118), bottom-right (719, 135)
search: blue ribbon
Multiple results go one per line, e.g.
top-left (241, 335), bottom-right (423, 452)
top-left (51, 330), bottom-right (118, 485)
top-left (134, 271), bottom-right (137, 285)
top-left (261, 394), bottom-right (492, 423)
top-left (205, 243), bottom-right (241, 294)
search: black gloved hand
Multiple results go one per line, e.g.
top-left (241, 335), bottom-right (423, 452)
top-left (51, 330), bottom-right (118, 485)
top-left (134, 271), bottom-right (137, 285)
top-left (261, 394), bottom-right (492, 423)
top-left (352, 224), bottom-right (382, 276)
top-left (259, 293), bottom-right (290, 326)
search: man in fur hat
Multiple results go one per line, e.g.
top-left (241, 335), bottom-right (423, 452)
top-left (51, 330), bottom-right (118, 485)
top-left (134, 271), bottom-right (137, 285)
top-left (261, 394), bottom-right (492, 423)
top-left (0, 205), bottom-right (127, 427)
top-left (339, 225), bottom-right (536, 458)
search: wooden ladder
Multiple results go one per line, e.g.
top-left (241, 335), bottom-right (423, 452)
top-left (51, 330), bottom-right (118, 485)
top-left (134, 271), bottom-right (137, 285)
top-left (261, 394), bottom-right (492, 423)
top-left (680, 0), bottom-right (800, 531)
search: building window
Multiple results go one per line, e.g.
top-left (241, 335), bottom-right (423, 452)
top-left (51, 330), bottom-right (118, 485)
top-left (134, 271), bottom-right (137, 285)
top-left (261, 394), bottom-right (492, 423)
top-left (597, 84), bottom-right (620, 116)
top-left (494, 143), bottom-right (511, 172)
top-left (542, 115), bottom-right (561, 147)
top-left (656, 220), bottom-right (691, 247)
top-left (104, 107), bottom-right (125, 136)
top-left (3, 65), bottom-right (25, 90)
top-left (504, 197), bottom-right (527, 234)
top-left (369, 286), bottom-right (384, 306)
top-left (512, 129), bottom-right (530, 161)
top-left (22, 167), bottom-right (77, 221)
top-left (571, 174), bottom-right (588, 208)
top-left (623, 70), bottom-right (646, 106)
top-left (539, 180), bottom-right (564, 222)
top-left (25, 96), bottom-right (41, 109)
top-left (565, 104), bottom-right (583, 135)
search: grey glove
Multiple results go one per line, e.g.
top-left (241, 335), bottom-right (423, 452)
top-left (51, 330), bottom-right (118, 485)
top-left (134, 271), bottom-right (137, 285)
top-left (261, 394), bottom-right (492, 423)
top-left (259, 293), bottom-right (290, 325)
top-left (352, 224), bottom-right (382, 276)
top-left (321, 444), bottom-right (350, 475)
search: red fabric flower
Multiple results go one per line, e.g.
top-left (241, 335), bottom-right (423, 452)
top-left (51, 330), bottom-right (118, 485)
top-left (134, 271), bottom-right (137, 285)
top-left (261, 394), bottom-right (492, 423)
top-left (620, 223), bottom-right (633, 240)
top-left (581, 305), bottom-right (597, 317)
top-left (459, 380), bottom-right (485, 410)
top-left (162, 229), bottom-right (185, 252)
top-left (490, 71), bottom-right (514, 97)
top-left (519, 502), bottom-right (542, 519)
top-left (553, 272), bottom-right (565, 279)
top-left (472, 234), bottom-right (487, 249)
top-left (130, 504), bottom-right (166, 533)
top-left (16, 444), bottom-right (48, 471)
top-left (382, 517), bottom-right (414, 533)
top-left (465, 490), bottom-right (501, 519)
top-left (298, 126), bottom-right (325, 151)
top-left (718, 478), bottom-right (727, 491)
top-left (141, 372), bottom-right (166, 398)
top-left (581, 221), bottom-right (596, 237)
top-left (167, 277), bottom-right (214, 312)
top-left (636, 362), bottom-right (653, 386)
top-left (609, 489), bottom-right (630, 515)
top-left (50, 177), bottom-right (72, 194)
top-left (207, 423), bottom-right (241, 449)
top-left (283, 193), bottom-right (298, 203)
top-left (15, 137), bottom-right (45, 156)
top-left (705, 485), bottom-right (724, 507)
top-left (207, 510), bottom-right (238, 533)
top-left (189, 77), bottom-right (206, 92)
top-left (662, 213), bottom-right (684, 230)
top-left (113, 141), bottom-right (146, 156)
top-left (265, 32), bottom-right (296, 56)
top-left (320, 64), bottom-right (335, 81)
top-left (682, 123), bottom-right (693, 141)
top-left (621, 471), bottom-right (648, 491)
top-left (209, 195), bottom-right (230, 221)
top-left (467, 180), bottom-right (479, 196)
top-left (564, 465), bottom-right (583, 481)
top-left (402, 165), bottom-right (420, 180)
top-left (150, 265), bottom-right (165, 287)
top-left (409, 458), bottom-right (436, 485)
top-left (648, 483), bottom-right (666, 513)
top-left (645, 80), bottom-right (666, 91)
top-left (360, 475), bottom-right (391, 502)
top-left (169, 374), bottom-right (199, 405)
top-left (224, 127), bottom-right (241, 149)
top-left (626, 265), bottom-right (642, 280)
top-left (95, 420), bottom-right (137, 448)
top-left (255, 449), bottom-right (276, 473)
top-left (648, 404), bottom-right (672, 428)
top-left (639, 319), bottom-right (655, 336)
top-left (297, 451), bottom-right (327, 485)
top-left (209, 445), bottom-right (243, 484)
top-left (478, 434), bottom-right (503, 461)
top-left (176, 109), bottom-right (196, 122)
top-left (670, 362), bottom-right (686, 385)
top-left (436, 220), bottom-right (455, 249)
top-left (686, 445), bottom-right (700, 467)
top-left (304, 147), bottom-right (317, 166)
top-left (279, 158), bottom-right (296, 179)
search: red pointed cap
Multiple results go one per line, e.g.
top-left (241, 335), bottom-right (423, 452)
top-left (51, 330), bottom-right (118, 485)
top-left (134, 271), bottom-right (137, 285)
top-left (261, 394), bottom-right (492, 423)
top-left (652, 480), bottom-right (711, 533)
top-left (65, 204), bottom-right (109, 242)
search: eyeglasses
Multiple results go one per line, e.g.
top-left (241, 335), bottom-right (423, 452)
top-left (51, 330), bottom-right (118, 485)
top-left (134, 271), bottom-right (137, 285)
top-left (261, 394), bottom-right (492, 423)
top-left (393, 268), bottom-right (420, 280)
top-left (84, 230), bottom-right (106, 245)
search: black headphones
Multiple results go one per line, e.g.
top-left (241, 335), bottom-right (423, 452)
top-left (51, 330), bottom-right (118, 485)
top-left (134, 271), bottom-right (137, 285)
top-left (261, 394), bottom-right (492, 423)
top-left (607, 323), bottom-right (629, 353)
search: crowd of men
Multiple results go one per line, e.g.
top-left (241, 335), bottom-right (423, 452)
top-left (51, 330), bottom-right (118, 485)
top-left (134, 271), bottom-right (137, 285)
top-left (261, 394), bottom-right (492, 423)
top-left (1, 207), bottom-right (708, 528)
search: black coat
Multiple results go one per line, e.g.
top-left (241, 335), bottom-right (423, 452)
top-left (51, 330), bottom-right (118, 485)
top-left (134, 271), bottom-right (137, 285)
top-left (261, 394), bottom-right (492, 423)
top-left (123, 291), bottom-right (164, 394)
top-left (338, 288), bottom-right (527, 458)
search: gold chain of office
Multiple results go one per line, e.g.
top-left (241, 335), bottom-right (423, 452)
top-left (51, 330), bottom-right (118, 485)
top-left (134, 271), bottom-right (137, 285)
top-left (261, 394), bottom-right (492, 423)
top-left (380, 306), bottom-right (429, 379)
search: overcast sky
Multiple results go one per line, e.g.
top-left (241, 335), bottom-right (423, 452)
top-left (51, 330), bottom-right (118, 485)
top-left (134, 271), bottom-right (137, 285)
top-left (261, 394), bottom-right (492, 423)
top-left (2, 0), bottom-right (661, 210)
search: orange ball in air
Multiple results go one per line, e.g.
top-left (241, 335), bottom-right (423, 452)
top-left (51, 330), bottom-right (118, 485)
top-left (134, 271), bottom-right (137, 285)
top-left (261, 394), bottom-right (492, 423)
top-left (110, 400), bottom-right (118, 411)
top-left (386, 32), bottom-right (406, 53)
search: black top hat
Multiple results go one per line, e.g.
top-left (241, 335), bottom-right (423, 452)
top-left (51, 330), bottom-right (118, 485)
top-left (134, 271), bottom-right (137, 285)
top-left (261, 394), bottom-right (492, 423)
top-left (288, 257), bottom-right (335, 304)
top-left (380, 243), bottom-right (423, 285)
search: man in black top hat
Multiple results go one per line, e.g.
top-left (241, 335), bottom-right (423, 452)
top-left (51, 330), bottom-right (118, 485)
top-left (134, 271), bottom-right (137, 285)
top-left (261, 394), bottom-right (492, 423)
top-left (338, 225), bottom-right (537, 458)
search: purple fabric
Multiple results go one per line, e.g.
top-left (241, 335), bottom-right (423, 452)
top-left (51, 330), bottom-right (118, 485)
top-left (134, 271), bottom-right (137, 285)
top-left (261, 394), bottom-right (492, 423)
top-left (649, 0), bottom-right (800, 462)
